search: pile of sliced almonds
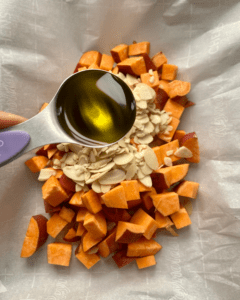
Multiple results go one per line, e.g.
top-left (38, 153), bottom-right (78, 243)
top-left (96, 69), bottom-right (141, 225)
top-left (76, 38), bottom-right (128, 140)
top-left (48, 75), bottom-right (171, 194)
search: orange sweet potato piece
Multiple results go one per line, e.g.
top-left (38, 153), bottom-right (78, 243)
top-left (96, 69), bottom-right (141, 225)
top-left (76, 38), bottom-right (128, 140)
top-left (170, 207), bottom-right (192, 229)
top-left (76, 208), bottom-right (88, 222)
top-left (82, 231), bottom-right (102, 252)
top-left (78, 66), bottom-right (87, 72)
top-left (141, 189), bottom-right (156, 211)
top-left (75, 244), bottom-right (100, 269)
top-left (101, 185), bottom-right (128, 209)
top-left (161, 64), bottom-right (178, 81)
top-left (25, 156), bottom-right (49, 173)
top-left (111, 44), bottom-right (129, 63)
top-left (44, 200), bottom-right (61, 214)
top-left (163, 99), bottom-right (185, 120)
top-left (120, 180), bottom-right (140, 201)
top-left (88, 63), bottom-right (101, 69)
top-left (59, 206), bottom-right (75, 223)
top-left (140, 71), bottom-right (160, 90)
top-left (155, 211), bottom-right (173, 228)
top-left (128, 41), bottom-right (150, 56)
top-left (98, 228), bottom-right (119, 257)
top-left (130, 208), bottom-right (158, 240)
top-left (39, 102), bottom-right (49, 112)
top-left (35, 146), bottom-right (48, 157)
top-left (127, 237), bottom-right (162, 257)
top-left (155, 87), bottom-right (169, 110)
top-left (69, 191), bottom-right (85, 207)
top-left (46, 213), bottom-right (68, 238)
top-left (79, 51), bottom-right (102, 68)
top-left (174, 180), bottom-right (199, 199)
top-left (47, 148), bottom-right (58, 159)
top-left (127, 199), bottom-right (142, 209)
top-left (181, 132), bottom-right (200, 163)
top-left (52, 150), bottom-right (65, 160)
top-left (168, 80), bottom-right (191, 99)
top-left (140, 53), bottom-right (157, 72)
top-left (76, 222), bottom-right (86, 237)
top-left (21, 215), bottom-right (48, 258)
top-left (112, 66), bottom-right (119, 74)
top-left (102, 206), bottom-right (131, 222)
top-left (99, 54), bottom-right (114, 71)
top-left (152, 139), bottom-right (180, 166)
top-left (151, 192), bottom-right (180, 216)
top-left (157, 116), bottom-right (180, 142)
top-left (112, 249), bottom-right (136, 268)
top-left (47, 243), bottom-right (72, 267)
top-left (63, 228), bottom-right (80, 242)
top-left (42, 176), bottom-right (69, 207)
top-left (83, 212), bottom-right (107, 239)
top-left (59, 174), bottom-right (76, 192)
top-left (151, 52), bottom-right (168, 70)
top-left (115, 221), bottom-right (145, 243)
top-left (81, 189), bottom-right (102, 214)
top-left (137, 180), bottom-right (153, 192)
top-left (117, 57), bottom-right (147, 76)
top-left (158, 80), bottom-right (170, 95)
top-left (173, 130), bottom-right (186, 143)
top-left (136, 255), bottom-right (156, 269)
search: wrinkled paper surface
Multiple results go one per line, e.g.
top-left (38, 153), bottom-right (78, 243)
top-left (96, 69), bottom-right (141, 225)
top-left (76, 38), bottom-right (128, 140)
top-left (0, 0), bottom-right (240, 299)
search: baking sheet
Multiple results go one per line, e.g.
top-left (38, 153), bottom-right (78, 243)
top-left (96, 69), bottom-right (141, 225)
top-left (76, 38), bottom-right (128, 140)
top-left (1, 0), bottom-right (240, 299)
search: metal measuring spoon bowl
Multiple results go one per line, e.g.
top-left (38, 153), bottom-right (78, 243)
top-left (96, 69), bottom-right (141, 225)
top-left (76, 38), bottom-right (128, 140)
top-left (0, 69), bottom-right (136, 167)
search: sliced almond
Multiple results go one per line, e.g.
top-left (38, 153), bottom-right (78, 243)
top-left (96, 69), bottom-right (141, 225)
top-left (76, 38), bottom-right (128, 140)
top-left (144, 148), bottom-right (159, 170)
top-left (139, 175), bottom-right (152, 187)
top-left (88, 158), bottom-right (112, 170)
top-left (140, 163), bottom-right (153, 176)
top-left (125, 163), bottom-right (137, 180)
top-left (137, 134), bottom-right (154, 145)
top-left (113, 153), bottom-right (134, 165)
top-left (99, 169), bottom-right (126, 185)
top-left (89, 151), bottom-right (96, 163)
top-left (75, 184), bottom-right (82, 192)
top-left (101, 184), bottom-right (112, 194)
top-left (38, 168), bottom-right (57, 181)
top-left (174, 146), bottom-right (193, 158)
top-left (166, 150), bottom-right (174, 156)
top-left (92, 181), bottom-right (102, 193)
top-left (90, 161), bottom-right (115, 173)
top-left (164, 157), bottom-right (172, 167)
top-left (85, 171), bottom-right (109, 184)
top-left (150, 114), bottom-right (162, 125)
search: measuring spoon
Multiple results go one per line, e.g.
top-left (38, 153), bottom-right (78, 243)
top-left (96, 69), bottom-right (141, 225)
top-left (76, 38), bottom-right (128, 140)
top-left (0, 69), bottom-right (136, 167)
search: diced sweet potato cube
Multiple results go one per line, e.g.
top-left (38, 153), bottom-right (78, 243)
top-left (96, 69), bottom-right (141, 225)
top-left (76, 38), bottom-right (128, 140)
top-left (43, 144), bottom-right (57, 151)
top-left (111, 44), bottom-right (129, 63)
top-left (136, 255), bottom-right (156, 269)
top-left (99, 54), bottom-right (114, 71)
top-left (174, 180), bottom-right (199, 199)
top-left (127, 199), bottom-right (142, 209)
top-left (158, 80), bottom-right (170, 95)
top-left (151, 192), bottom-right (180, 216)
top-left (141, 189), bottom-right (156, 211)
top-left (140, 71), bottom-right (160, 90)
top-left (161, 64), bottom-right (178, 81)
top-left (59, 206), bottom-right (75, 223)
top-left (102, 206), bottom-right (131, 222)
top-left (117, 57), bottom-right (147, 76)
top-left (127, 237), bottom-right (162, 257)
top-left (75, 244), bottom-right (100, 269)
top-left (42, 176), bottom-right (69, 207)
top-left (76, 208), bottom-right (88, 222)
top-left (44, 200), bottom-right (61, 214)
top-left (120, 180), bottom-right (140, 201)
top-left (20, 215), bottom-right (48, 258)
top-left (155, 211), bottom-right (173, 228)
top-left (78, 66), bottom-right (87, 72)
top-left (168, 80), bottom-right (191, 98)
top-left (79, 51), bottom-right (102, 68)
top-left (137, 180), bottom-right (153, 192)
top-left (163, 99), bottom-right (185, 120)
top-left (98, 229), bottom-right (119, 257)
top-left (181, 132), bottom-right (200, 163)
top-left (128, 41), bottom-right (150, 56)
top-left (82, 231), bottom-right (102, 252)
top-left (112, 249), bottom-right (136, 268)
top-left (47, 148), bottom-right (57, 159)
top-left (130, 208), bottom-right (158, 240)
top-left (63, 228), bottom-right (80, 242)
top-left (141, 53), bottom-right (157, 72)
top-left (47, 243), bottom-right (72, 267)
top-left (76, 222), bottom-right (86, 237)
top-left (82, 189), bottom-right (102, 214)
top-left (173, 130), bottom-right (186, 143)
top-left (25, 156), bottom-right (49, 173)
top-left (36, 146), bottom-right (48, 157)
top-left (39, 103), bottom-right (49, 112)
top-left (112, 66), bottom-right (119, 74)
top-left (151, 52), bottom-right (168, 70)
top-left (52, 150), bottom-right (65, 160)
top-left (88, 63), bottom-right (100, 69)
top-left (83, 212), bottom-right (107, 238)
top-left (170, 207), bottom-right (192, 229)
top-left (69, 191), bottom-right (85, 207)
top-left (101, 185), bottom-right (128, 209)
top-left (157, 116), bottom-right (180, 142)
top-left (47, 213), bottom-right (68, 238)
top-left (115, 221), bottom-right (145, 243)
top-left (152, 140), bottom-right (180, 166)
top-left (151, 164), bottom-right (189, 192)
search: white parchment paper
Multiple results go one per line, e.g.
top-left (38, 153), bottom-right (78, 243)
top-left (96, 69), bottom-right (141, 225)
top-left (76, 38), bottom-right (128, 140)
top-left (1, 0), bottom-right (240, 299)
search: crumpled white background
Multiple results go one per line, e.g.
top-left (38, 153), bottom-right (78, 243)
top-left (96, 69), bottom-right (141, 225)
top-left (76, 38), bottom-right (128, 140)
top-left (0, 0), bottom-right (240, 299)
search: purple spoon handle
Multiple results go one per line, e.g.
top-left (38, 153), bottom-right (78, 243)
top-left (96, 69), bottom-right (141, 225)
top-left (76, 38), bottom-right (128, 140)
top-left (0, 131), bottom-right (31, 166)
